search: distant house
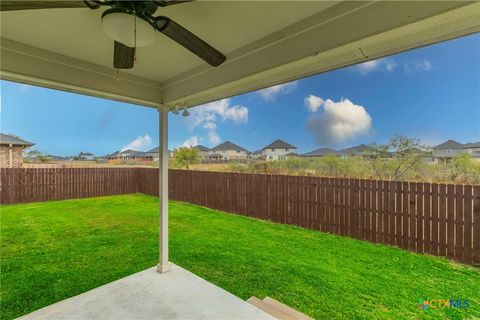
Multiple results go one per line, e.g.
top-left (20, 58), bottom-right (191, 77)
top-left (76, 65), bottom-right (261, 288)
top-left (124, 151), bottom-right (153, 162)
top-left (337, 144), bottom-right (370, 157)
top-left (464, 142), bottom-right (480, 158)
top-left (301, 144), bottom-right (370, 158)
top-left (118, 149), bottom-right (137, 159)
top-left (209, 141), bottom-right (249, 161)
top-left (0, 133), bottom-right (34, 168)
top-left (433, 140), bottom-right (480, 160)
top-left (78, 152), bottom-right (95, 161)
top-left (301, 148), bottom-right (338, 158)
top-left (249, 150), bottom-right (262, 160)
top-left (105, 149), bottom-right (153, 162)
top-left (145, 147), bottom-right (172, 161)
top-left (193, 145), bottom-right (211, 161)
top-left (106, 151), bottom-right (120, 160)
top-left (261, 139), bottom-right (297, 161)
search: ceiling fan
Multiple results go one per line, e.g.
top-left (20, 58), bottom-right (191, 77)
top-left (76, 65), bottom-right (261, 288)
top-left (1, 1), bottom-right (227, 69)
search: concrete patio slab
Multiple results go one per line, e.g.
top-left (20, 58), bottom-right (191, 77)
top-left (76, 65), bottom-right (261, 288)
top-left (17, 264), bottom-right (276, 320)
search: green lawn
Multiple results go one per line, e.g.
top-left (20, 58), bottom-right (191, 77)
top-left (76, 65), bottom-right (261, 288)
top-left (1, 194), bottom-right (479, 319)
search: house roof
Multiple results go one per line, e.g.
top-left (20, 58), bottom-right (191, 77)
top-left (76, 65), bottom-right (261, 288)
top-left (337, 144), bottom-right (370, 156)
top-left (106, 151), bottom-right (119, 157)
top-left (130, 151), bottom-right (149, 157)
top-left (146, 147), bottom-right (159, 153)
top-left (0, 133), bottom-right (34, 147)
top-left (463, 141), bottom-right (480, 148)
top-left (301, 144), bottom-right (370, 157)
top-left (211, 141), bottom-right (249, 153)
top-left (433, 140), bottom-right (465, 149)
top-left (119, 149), bottom-right (137, 154)
top-left (301, 148), bottom-right (338, 157)
top-left (262, 139), bottom-right (296, 150)
top-left (80, 152), bottom-right (94, 156)
top-left (194, 145), bottom-right (210, 151)
top-left (146, 147), bottom-right (173, 154)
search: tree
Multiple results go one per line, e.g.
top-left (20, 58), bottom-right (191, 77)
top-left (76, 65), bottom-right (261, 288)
top-left (366, 135), bottom-right (431, 181)
top-left (172, 147), bottom-right (200, 169)
top-left (25, 149), bottom-right (50, 163)
top-left (313, 155), bottom-right (346, 177)
top-left (444, 153), bottom-right (480, 184)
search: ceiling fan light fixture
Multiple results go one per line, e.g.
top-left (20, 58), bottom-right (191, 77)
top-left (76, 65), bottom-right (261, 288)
top-left (102, 9), bottom-right (156, 48)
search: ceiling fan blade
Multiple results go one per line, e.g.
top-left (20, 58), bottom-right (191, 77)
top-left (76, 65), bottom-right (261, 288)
top-left (0, 1), bottom-right (87, 11)
top-left (154, 1), bottom-right (193, 8)
top-left (113, 41), bottom-right (135, 69)
top-left (155, 17), bottom-right (226, 67)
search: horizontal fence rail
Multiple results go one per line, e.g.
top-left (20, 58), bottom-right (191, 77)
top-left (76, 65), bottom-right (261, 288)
top-left (1, 168), bottom-right (479, 265)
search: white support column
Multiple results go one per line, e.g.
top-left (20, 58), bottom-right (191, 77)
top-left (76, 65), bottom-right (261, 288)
top-left (157, 106), bottom-right (170, 273)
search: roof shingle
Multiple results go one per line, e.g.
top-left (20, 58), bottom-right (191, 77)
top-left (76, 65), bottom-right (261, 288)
top-left (194, 145), bottom-right (210, 151)
top-left (433, 140), bottom-right (464, 149)
top-left (262, 139), bottom-right (296, 150)
top-left (211, 141), bottom-right (249, 153)
top-left (0, 133), bottom-right (34, 147)
top-left (301, 148), bottom-right (338, 157)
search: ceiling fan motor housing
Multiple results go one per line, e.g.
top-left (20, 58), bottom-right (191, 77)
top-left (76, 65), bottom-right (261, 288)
top-left (101, 7), bottom-right (156, 48)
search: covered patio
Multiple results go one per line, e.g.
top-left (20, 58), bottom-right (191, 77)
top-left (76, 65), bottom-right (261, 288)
top-left (17, 264), bottom-right (275, 320)
top-left (1, 1), bottom-right (479, 318)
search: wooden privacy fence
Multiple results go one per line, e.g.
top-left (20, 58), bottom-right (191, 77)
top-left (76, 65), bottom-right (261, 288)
top-left (0, 168), bottom-right (139, 204)
top-left (144, 169), bottom-right (480, 265)
top-left (1, 168), bottom-right (479, 265)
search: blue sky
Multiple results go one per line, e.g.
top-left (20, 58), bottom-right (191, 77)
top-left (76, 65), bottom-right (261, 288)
top-left (1, 33), bottom-right (479, 156)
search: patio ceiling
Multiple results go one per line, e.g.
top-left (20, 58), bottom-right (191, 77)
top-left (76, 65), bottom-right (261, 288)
top-left (1, 1), bottom-right (479, 109)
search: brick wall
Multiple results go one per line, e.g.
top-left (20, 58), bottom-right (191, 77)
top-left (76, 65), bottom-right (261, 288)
top-left (0, 145), bottom-right (24, 168)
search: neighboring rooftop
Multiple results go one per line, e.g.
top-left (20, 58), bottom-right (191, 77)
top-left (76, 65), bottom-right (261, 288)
top-left (194, 145), bottom-right (210, 152)
top-left (211, 141), bottom-right (249, 153)
top-left (130, 151), bottom-right (149, 157)
top-left (262, 139), bottom-right (296, 150)
top-left (146, 147), bottom-right (173, 153)
top-left (301, 148), bottom-right (338, 157)
top-left (106, 151), bottom-right (119, 157)
top-left (463, 141), bottom-right (480, 148)
top-left (0, 133), bottom-right (34, 147)
top-left (301, 144), bottom-right (371, 157)
top-left (433, 140), bottom-right (465, 149)
top-left (337, 144), bottom-right (370, 156)
top-left (146, 147), bottom-right (159, 153)
top-left (119, 149), bottom-right (137, 154)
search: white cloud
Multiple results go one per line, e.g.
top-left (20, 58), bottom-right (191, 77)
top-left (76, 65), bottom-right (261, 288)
top-left (257, 81), bottom-right (297, 101)
top-left (417, 59), bottom-right (432, 71)
top-left (185, 98), bottom-right (247, 147)
top-left (203, 122), bottom-right (217, 130)
top-left (306, 97), bottom-right (372, 146)
top-left (208, 131), bottom-right (221, 145)
top-left (121, 135), bottom-right (152, 151)
top-left (353, 58), bottom-right (397, 76)
top-left (189, 98), bottom-right (248, 129)
top-left (182, 136), bottom-right (199, 148)
top-left (17, 83), bottom-right (31, 93)
top-left (305, 95), bottom-right (324, 113)
top-left (404, 59), bottom-right (432, 73)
